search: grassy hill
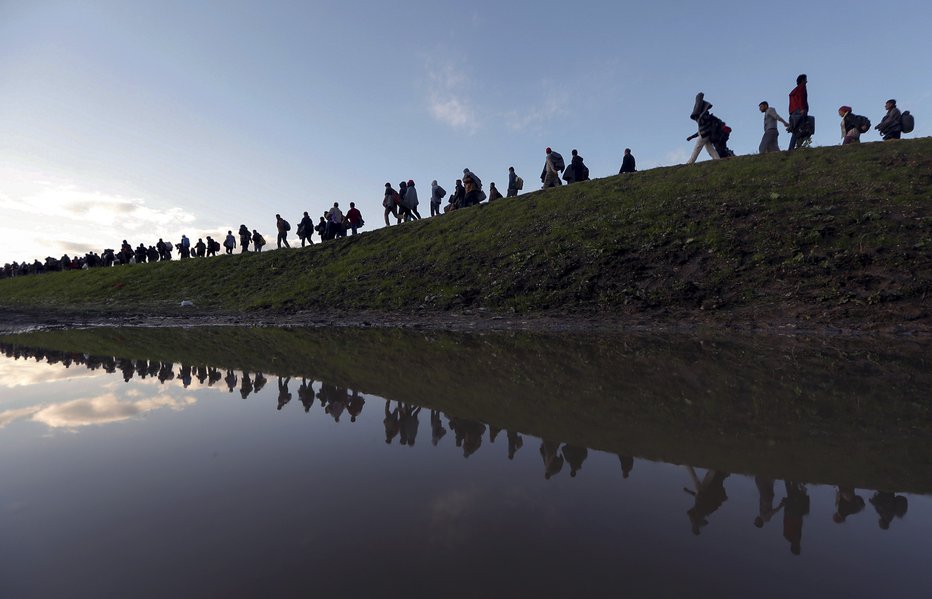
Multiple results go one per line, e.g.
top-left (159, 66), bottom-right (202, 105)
top-left (2, 138), bottom-right (931, 327)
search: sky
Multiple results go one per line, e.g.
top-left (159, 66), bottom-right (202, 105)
top-left (1, 0), bottom-right (930, 264)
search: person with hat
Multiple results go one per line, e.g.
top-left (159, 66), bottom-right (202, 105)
top-left (838, 106), bottom-right (860, 144)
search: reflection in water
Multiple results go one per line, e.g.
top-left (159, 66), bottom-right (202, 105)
top-left (0, 331), bottom-right (930, 596)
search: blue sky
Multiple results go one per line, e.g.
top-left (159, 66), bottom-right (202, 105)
top-left (1, 0), bottom-right (930, 263)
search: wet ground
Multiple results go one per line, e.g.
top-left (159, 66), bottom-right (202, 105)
top-left (0, 327), bottom-right (929, 597)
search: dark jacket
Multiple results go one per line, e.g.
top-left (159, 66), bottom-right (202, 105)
top-left (877, 107), bottom-right (902, 135)
top-left (619, 154), bottom-right (636, 173)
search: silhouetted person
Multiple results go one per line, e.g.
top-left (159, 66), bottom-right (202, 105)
top-left (783, 481), bottom-right (810, 555)
top-left (399, 404), bottom-right (422, 446)
top-left (540, 439), bottom-right (564, 479)
top-left (754, 476), bottom-right (783, 528)
top-left (488, 426), bottom-right (500, 444)
top-left (833, 486), bottom-right (866, 524)
top-left (179, 363), bottom-right (192, 388)
top-left (240, 371), bottom-right (254, 399)
top-left (431, 409), bottom-right (447, 446)
top-left (277, 376), bottom-right (292, 410)
top-left (253, 372), bottom-right (268, 393)
top-left (207, 367), bottom-right (222, 386)
top-left (324, 386), bottom-right (347, 422)
top-left (870, 491), bottom-right (909, 530)
top-left (507, 429), bottom-right (524, 460)
top-left (224, 369), bottom-right (237, 393)
top-left (619, 148), bottom-right (636, 173)
top-left (684, 467), bottom-right (729, 535)
top-left (158, 362), bottom-right (175, 383)
top-left (298, 378), bottom-right (315, 412)
top-left (384, 400), bottom-right (400, 444)
top-left (239, 225), bottom-right (251, 253)
top-left (561, 445), bottom-right (589, 478)
top-left (618, 455), bottom-right (634, 479)
top-left (346, 390), bottom-right (365, 423)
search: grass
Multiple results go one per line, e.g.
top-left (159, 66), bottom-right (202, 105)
top-left (1, 138), bottom-right (930, 324)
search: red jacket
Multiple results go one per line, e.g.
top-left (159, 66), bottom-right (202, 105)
top-left (346, 207), bottom-right (362, 224)
top-left (789, 84), bottom-right (808, 114)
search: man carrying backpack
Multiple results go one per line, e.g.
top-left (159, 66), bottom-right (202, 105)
top-left (787, 74), bottom-right (809, 152)
top-left (839, 106), bottom-right (867, 145)
top-left (275, 214), bottom-right (291, 248)
top-left (298, 211), bottom-right (314, 247)
top-left (758, 101), bottom-right (791, 153)
top-left (564, 149), bottom-right (590, 184)
top-left (541, 148), bottom-right (564, 188)
top-left (686, 93), bottom-right (721, 164)
top-left (875, 99), bottom-right (902, 140)
top-left (430, 180), bottom-right (446, 216)
top-left (507, 167), bottom-right (520, 197)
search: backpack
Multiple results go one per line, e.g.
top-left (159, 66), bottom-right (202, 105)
top-left (436, 185), bottom-right (446, 199)
top-left (283, 220), bottom-right (291, 231)
top-left (797, 115), bottom-right (816, 138)
top-left (900, 111), bottom-right (914, 134)
top-left (550, 152), bottom-right (565, 172)
top-left (854, 114), bottom-right (871, 133)
top-left (515, 176), bottom-right (524, 190)
top-left (707, 115), bottom-right (726, 143)
top-left (580, 164), bottom-right (590, 181)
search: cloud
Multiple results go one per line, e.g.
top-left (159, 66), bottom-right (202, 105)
top-left (426, 60), bottom-right (479, 133)
top-left (0, 387), bottom-right (197, 430)
top-left (504, 84), bottom-right (570, 133)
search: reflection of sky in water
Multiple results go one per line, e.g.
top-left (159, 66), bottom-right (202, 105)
top-left (0, 353), bottom-right (930, 597)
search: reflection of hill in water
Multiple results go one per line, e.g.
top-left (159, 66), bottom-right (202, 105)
top-left (1, 327), bottom-right (930, 492)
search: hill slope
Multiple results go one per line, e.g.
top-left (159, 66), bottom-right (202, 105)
top-left (2, 139), bottom-right (931, 328)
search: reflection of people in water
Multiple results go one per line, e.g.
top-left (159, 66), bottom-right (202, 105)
top-left (430, 410), bottom-right (447, 446)
top-left (540, 440), bottom-right (565, 480)
top-left (158, 362), bottom-right (176, 384)
top-left (179, 364), bottom-right (192, 388)
top-left (399, 404), bottom-right (422, 446)
top-left (298, 379), bottom-right (315, 412)
top-left (346, 391), bottom-right (365, 423)
top-left (325, 386), bottom-right (347, 422)
top-left (195, 365), bottom-right (208, 385)
top-left (488, 426), bottom-right (500, 444)
top-left (384, 401), bottom-right (401, 444)
top-left (870, 491), bottom-right (909, 530)
top-left (754, 477), bottom-right (783, 528)
top-left (833, 486), bottom-right (865, 523)
top-left (253, 372), bottom-right (268, 393)
top-left (240, 371), bottom-right (254, 399)
top-left (118, 358), bottom-right (135, 382)
top-left (618, 455), bottom-right (634, 479)
top-left (277, 376), bottom-right (292, 410)
top-left (562, 445), bottom-right (588, 477)
top-left (450, 417), bottom-right (486, 458)
top-left (207, 367), bottom-right (222, 386)
top-left (684, 467), bottom-right (729, 535)
top-left (507, 430), bottom-right (524, 460)
top-left (224, 369), bottom-right (237, 393)
top-left (783, 481), bottom-right (810, 555)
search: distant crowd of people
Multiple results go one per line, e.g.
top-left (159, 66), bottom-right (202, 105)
top-left (0, 341), bottom-right (914, 550)
top-left (1, 72), bottom-right (915, 279)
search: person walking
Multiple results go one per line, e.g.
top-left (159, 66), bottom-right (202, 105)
top-left (758, 101), bottom-right (790, 153)
top-left (540, 148), bottom-right (564, 188)
top-left (383, 183), bottom-right (400, 225)
top-left (345, 202), bottom-right (362, 235)
top-left (403, 180), bottom-right (422, 220)
top-left (488, 182), bottom-right (503, 201)
top-left (450, 179), bottom-right (464, 210)
top-left (507, 166), bottom-right (519, 197)
top-left (238, 224), bottom-right (251, 253)
top-left (224, 230), bottom-right (236, 255)
top-left (430, 180), bottom-right (445, 216)
top-left (619, 148), bottom-right (636, 173)
top-left (252, 230), bottom-right (265, 252)
top-left (875, 99), bottom-right (902, 140)
top-left (839, 106), bottom-right (861, 145)
top-left (787, 74), bottom-right (809, 151)
top-left (565, 149), bottom-right (589, 184)
top-left (298, 211), bottom-right (314, 247)
top-left (275, 214), bottom-right (291, 248)
top-left (462, 169), bottom-right (483, 207)
top-left (686, 93), bottom-right (720, 164)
